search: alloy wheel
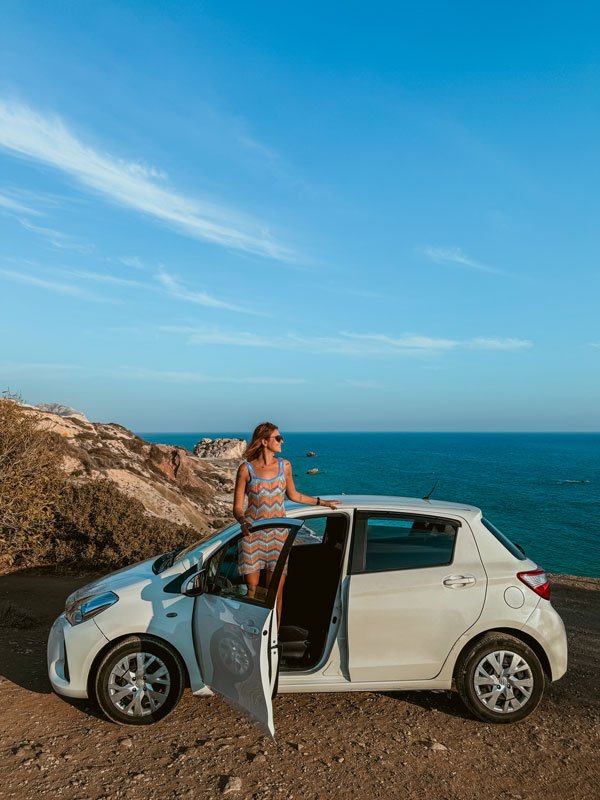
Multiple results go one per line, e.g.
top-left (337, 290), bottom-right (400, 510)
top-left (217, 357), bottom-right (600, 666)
top-left (473, 649), bottom-right (534, 714)
top-left (107, 651), bottom-right (171, 717)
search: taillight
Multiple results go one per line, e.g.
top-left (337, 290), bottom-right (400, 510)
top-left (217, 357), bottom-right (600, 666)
top-left (517, 569), bottom-right (550, 600)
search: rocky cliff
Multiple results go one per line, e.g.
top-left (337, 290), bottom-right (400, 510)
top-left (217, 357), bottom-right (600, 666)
top-left (24, 405), bottom-right (241, 533)
top-left (193, 437), bottom-right (246, 460)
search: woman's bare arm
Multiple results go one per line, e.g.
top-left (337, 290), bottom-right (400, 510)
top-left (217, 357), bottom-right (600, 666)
top-left (233, 463), bottom-right (251, 532)
top-left (284, 461), bottom-right (339, 509)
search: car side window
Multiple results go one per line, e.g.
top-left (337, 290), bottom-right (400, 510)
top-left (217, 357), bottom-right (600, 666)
top-left (206, 535), bottom-right (250, 600)
top-left (352, 513), bottom-right (458, 573)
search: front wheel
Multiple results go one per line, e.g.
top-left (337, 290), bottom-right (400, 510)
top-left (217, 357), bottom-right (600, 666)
top-left (455, 633), bottom-right (545, 723)
top-left (93, 635), bottom-right (185, 725)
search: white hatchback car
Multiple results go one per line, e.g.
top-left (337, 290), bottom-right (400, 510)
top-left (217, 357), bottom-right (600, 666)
top-left (47, 496), bottom-right (567, 733)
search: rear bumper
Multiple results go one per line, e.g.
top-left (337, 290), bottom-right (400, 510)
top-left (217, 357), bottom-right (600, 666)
top-left (522, 600), bottom-right (568, 681)
top-left (47, 613), bottom-right (109, 698)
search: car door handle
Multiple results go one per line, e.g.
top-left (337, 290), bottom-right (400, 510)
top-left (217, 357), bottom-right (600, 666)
top-left (241, 624), bottom-right (260, 636)
top-left (443, 575), bottom-right (476, 588)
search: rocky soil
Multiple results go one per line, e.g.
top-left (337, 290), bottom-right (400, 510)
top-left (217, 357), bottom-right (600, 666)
top-left (0, 571), bottom-right (597, 800)
top-left (22, 404), bottom-right (242, 532)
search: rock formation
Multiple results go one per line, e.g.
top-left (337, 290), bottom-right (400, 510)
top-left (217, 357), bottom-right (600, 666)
top-left (21, 404), bottom-right (241, 532)
top-left (193, 437), bottom-right (246, 460)
top-left (35, 403), bottom-right (89, 423)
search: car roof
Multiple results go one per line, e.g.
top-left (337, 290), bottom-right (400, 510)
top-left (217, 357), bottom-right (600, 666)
top-left (285, 494), bottom-right (482, 521)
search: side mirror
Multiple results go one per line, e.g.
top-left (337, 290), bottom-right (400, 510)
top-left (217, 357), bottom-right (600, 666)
top-left (183, 569), bottom-right (207, 596)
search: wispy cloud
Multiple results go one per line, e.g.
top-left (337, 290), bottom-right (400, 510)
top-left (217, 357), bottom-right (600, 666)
top-left (421, 246), bottom-right (509, 276)
top-left (18, 218), bottom-right (90, 252)
top-left (468, 337), bottom-right (532, 350)
top-left (62, 269), bottom-right (144, 288)
top-left (588, 342), bottom-right (600, 349)
top-left (162, 326), bottom-right (532, 357)
top-left (340, 332), bottom-right (458, 351)
top-left (156, 268), bottom-right (259, 314)
top-left (118, 367), bottom-right (306, 385)
top-left (0, 190), bottom-right (39, 215)
top-left (0, 361), bottom-right (306, 386)
top-left (0, 267), bottom-right (109, 300)
top-left (119, 256), bottom-right (145, 269)
top-left (0, 99), bottom-right (294, 260)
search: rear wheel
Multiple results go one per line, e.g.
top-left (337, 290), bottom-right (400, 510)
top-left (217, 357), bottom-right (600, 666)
top-left (93, 636), bottom-right (185, 725)
top-left (456, 633), bottom-right (545, 723)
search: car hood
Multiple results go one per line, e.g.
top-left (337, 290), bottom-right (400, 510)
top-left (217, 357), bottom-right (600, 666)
top-left (65, 556), bottom-right (158, 606)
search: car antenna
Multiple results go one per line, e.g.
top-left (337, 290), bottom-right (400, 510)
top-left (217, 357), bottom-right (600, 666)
top-left (422, 479), bottom-right (439, 502)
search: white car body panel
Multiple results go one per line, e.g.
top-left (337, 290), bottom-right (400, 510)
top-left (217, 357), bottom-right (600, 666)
top-left (192, 594), bottom-right (277, 735)
top-left (346, 513), bottom-right (486, 681)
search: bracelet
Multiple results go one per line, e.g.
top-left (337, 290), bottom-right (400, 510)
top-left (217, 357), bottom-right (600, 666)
top-left (316, 497), bottom-right (321, 505)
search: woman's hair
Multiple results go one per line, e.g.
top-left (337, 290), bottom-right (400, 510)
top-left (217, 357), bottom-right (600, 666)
top-left (244, 421), bottom-right (278, 462)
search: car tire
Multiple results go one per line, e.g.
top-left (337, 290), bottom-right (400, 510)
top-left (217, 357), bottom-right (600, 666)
top-left (93, 635), bottom-right (185, 725)
top-left (455, 633), bottom-right (545, 724)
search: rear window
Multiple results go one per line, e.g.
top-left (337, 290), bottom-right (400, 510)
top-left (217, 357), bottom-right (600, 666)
top-left (482, 518), bottom-right (526, 560)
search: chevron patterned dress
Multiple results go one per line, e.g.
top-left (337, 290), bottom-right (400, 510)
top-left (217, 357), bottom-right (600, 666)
top-left (238, 458), bottom-right (289, 576)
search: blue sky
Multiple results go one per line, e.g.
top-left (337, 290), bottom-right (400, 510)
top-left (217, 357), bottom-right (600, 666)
top-left (1, 1), bottom-right (599, 431)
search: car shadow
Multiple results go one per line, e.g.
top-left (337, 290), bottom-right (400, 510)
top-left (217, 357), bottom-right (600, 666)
top-left (381, 689), bottom-right (473, 720)
top-left (0, 567), bottom-right (102, 696)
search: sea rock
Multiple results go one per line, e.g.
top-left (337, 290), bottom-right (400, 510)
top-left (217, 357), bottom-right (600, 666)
top-left (193, 437), bottom-right (246, 460)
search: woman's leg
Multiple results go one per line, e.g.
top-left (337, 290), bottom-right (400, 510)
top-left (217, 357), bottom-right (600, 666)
top-left (245, 570), bottom-right (261, 599)
top-left (264, 572), bottom-right (285, 628)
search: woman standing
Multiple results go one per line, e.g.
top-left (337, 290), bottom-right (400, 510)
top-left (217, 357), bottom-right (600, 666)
top-left (233, 422), bottom-right (338, 624)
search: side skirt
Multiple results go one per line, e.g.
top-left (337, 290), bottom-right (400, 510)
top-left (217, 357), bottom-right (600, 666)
top-left (278, 678), bottom-right (453, 694)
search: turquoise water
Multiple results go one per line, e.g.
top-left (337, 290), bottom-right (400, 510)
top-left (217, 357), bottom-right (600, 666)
top-left (138, 432), bottom-right (600, 579)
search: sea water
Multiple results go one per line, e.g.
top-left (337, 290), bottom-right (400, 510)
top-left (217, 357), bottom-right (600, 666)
top-left (139, 432), bottom-right (600, 578)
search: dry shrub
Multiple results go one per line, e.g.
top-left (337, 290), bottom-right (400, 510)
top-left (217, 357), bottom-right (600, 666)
top-left (0, 398), bottom-right (65, 568)
top-left (49, 480), bottom-right (198, 569)
top-left (0, 399), bottom-right (200, 571)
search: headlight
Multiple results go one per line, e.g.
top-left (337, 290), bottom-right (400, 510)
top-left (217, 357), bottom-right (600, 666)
top-left (65, 591), bottom-right (119, 625)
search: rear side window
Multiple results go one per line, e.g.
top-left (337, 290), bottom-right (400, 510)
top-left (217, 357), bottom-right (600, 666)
top-left (351, 513), bottom-right (458, 573)
top-left (482, 518), bottom-right (527, 560)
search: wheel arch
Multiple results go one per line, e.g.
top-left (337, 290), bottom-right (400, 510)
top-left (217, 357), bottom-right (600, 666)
top-left (87, 632), bottom-right (191, 699)
top-left (453, 627), bottom-right (552, 681)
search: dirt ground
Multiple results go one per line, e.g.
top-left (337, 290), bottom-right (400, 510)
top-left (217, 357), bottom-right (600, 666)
top-left (0, 570), bottom-right (598, 800)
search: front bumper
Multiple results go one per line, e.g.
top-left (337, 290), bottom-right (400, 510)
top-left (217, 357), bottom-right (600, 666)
top-left (47, 613), bottom-right (109, 698)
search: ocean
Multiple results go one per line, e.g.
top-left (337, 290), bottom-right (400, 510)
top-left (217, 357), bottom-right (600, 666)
top-left (138, 432), bottom-right (600, 579)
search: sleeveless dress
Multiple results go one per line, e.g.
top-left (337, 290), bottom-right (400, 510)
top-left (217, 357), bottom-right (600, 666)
top-left (238, 458), bottom-right (289, 576)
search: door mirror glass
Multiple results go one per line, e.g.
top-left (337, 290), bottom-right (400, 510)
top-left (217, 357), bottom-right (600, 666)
top-left (183, 569), bottom-right (207, 596)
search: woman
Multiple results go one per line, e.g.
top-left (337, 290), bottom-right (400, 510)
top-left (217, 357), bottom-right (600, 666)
top-left (233, 422), bottom-right (339, 624)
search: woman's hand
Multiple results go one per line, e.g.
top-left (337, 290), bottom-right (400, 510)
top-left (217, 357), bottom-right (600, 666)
top-left (239, 516), bottom-right (252, 536)
top-left (321, 500), bottom-right (341, 509)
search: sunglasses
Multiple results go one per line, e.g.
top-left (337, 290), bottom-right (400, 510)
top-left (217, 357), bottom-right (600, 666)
top-left (269, 435), bottom-right (284, 442)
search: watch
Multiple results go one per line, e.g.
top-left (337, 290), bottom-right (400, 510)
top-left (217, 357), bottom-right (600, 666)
top-left (316, 497), bottom-right (321, 505)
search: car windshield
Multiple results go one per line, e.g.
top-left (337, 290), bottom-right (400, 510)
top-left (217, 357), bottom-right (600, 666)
top-left (173, 520), bottom-right (240, 564)
top-left (482, 517), bottom-right (526, 560)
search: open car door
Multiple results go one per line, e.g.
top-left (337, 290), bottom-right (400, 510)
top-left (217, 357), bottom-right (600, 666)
top-left (187, 518), bottom-right (303, 736)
